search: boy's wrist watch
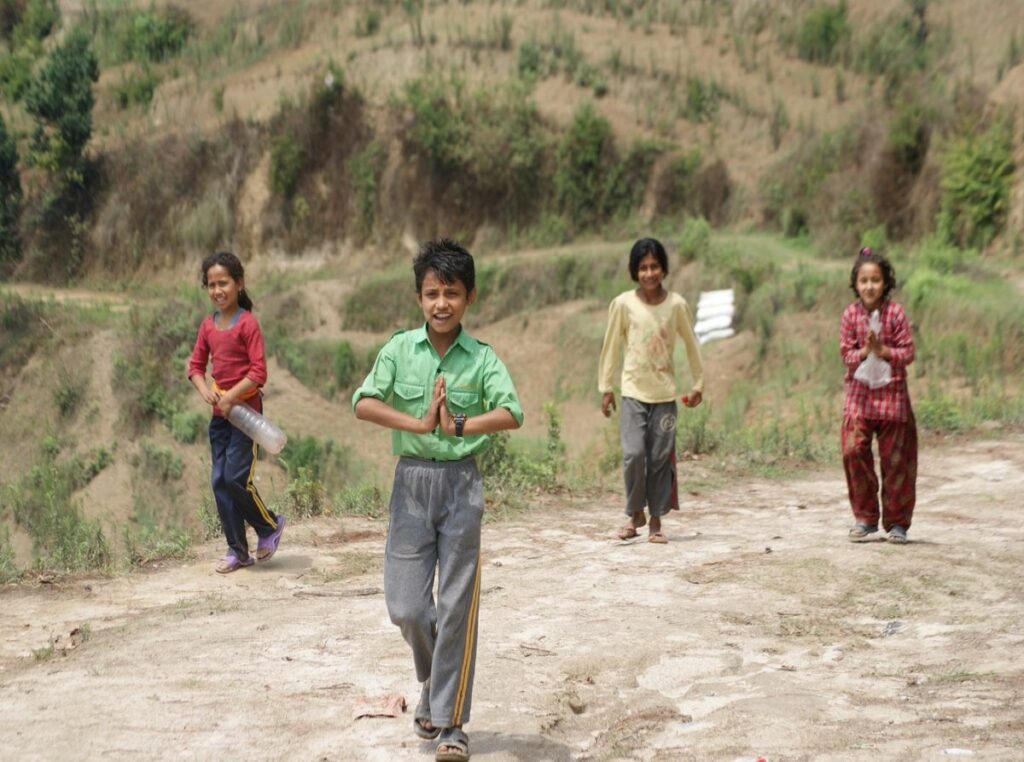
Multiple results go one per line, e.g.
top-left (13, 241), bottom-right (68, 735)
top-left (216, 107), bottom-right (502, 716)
top-left (453, 413), bottom-right (467, 437)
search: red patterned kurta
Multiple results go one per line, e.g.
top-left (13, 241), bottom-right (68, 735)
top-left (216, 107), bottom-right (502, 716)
top-left (839, 300), bottom-right (918, 531)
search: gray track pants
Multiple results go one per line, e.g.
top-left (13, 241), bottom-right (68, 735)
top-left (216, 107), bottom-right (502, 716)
top-left (620, 397), bottom-right (678, 517)
top-left (384, 456), bottom-right (483, 728)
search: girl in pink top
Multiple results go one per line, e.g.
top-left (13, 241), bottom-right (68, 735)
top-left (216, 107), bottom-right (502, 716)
top-left (188, 252), bottom-right (284, 573)
top-left (840, 247), bottom-right (917, 544)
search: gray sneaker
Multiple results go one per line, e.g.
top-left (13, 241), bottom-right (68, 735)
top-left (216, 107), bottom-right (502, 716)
top-left (888, 525), bottom-right (908, 544)
top-left (848, 523), bottom-right (879, 542)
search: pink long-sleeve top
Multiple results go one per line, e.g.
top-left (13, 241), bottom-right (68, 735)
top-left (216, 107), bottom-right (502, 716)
top-left (187, 310), bottom-right (267, 416)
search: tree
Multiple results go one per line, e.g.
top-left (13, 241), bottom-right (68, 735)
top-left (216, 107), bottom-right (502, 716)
top-left (24, 26), bottom-right (98, 186)
top-left (0, 113), bottom-right (21, 264)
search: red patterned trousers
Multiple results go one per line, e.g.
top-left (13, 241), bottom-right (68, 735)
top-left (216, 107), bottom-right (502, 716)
top-left (841, 411), bottom-right (918, 531)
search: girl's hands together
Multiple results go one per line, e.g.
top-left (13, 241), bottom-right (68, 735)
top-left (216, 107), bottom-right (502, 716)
top-left (865, 330), bottom-right (885, 358)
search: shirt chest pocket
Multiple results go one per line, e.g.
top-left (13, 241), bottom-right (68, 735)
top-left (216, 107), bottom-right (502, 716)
top-left (393, 381), bottom-right (426, 415)
top-left (446, 389), bottom-right (481, 413)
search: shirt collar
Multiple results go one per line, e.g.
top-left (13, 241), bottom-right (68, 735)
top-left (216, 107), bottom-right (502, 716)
top-left (412, 323), bottom-right (474, 354)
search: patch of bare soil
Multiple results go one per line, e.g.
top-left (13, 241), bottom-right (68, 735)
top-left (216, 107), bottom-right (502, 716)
top-left (1, 432), bottom-right (1021, 760)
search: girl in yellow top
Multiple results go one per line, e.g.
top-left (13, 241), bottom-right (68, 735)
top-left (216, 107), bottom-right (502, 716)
top-left (598, 238), bottom-right (704, 543)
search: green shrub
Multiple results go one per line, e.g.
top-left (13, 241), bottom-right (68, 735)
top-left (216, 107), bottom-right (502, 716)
top-left (82, 2), bottom-right (192, 65)
top-left (0, 114), bottom-right (21, 266)
top-left (347, 141), bottom-right (385, 238)
top-left (477, 403), bottom-right (565, 507)
top-left (854, 1), bottom-right (940, 102)
top-left (24, 26), bottom-right (99, 185)
top-left (554, 102), bottom-right (614, 227)
top-left (123, 522), bottom-right (190, 566)
top-left (280, 466), bottom-right (326, 518)
top-left (136, 439), bottom-right (184, 482)
top-left (795, 3), bottom-right (849, 64)
top-left (0, 47), bottom-right (33, 100)
top-left (938, 120), bottom-right (1014, 249)
top-left (6, 445), bottom-right (112, 572)
top-left (0, 292), bottom-right (46, 368)
top-left (354, 8), bottom-right (380, 37)
top-left (0, 526), bottom-right (19, 583)
top-left (54, 368), bottom-right (85, 418)
top-left (6, 0), bottom-right (59, 49)
top-left (517, 39), bottom-right (544, 80)
top-left (676, 217), bottom-right (711, 262)
top-left (169, 409), bottom-right (205, 443)
top-left (333, 483), bottom-right (387, 519)
top-left (114, 296), bottom-right (207, 434)
top-left (681, 76), bottom-right (722, 123)
top-left (403, 75), bottom-right (468, 176)
top-left (112, 66), bottom-right (160, 109)
top-left (677, 402), bottom-right (720, 455)
top-left (916, 388), bottom-right (963, 431)
top-left (269, 131), bottom-right (305, 199)
top-left (279, 434), bottom-right (351, 492)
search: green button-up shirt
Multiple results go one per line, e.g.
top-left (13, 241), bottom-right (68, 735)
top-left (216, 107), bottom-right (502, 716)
top-left (352, 324), bottom-right (524, 460)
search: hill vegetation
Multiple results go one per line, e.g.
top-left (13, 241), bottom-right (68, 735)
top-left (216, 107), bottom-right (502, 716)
top-left (0, 0), bottom-right (1022, 579)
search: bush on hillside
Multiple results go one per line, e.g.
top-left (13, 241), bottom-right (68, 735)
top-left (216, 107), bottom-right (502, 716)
top-left (24, 26), bottom-right (99, 186)
top-left (761, 124), bottom-right (869, 245)
top-left (794, 2), bottom-right (849, 64)
top-left (81, 2), bottom-right (192, 66)
top-left (2, 0), bottom-right (59, 49)
top-left (554, 102), bottom-right (615, 227)
top-left (937, 120), bottom-right (1014, 250)
top-left (113, 297), bottom-right (207, 436)
top-left (0, 113), bottom-right (21, 266)
top-left (854, 0), bottom-right (945, 104)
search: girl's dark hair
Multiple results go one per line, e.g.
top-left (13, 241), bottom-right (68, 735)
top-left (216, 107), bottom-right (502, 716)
top-left (849, 246), bottom-right (896, 301)
top-left (413, 238), bottom-right (475, 294)
top-left (201, 251), bottom-right (253, 310)
top-left (628, 238), bottom-right (669, 281)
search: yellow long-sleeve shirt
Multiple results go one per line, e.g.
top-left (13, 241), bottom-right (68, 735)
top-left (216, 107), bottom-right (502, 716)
top-left (597, 289), bottom-right (704, 403)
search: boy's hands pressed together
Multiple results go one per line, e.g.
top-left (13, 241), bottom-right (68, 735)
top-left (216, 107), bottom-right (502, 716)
top-left (421, 375), bottom-right (446, 433)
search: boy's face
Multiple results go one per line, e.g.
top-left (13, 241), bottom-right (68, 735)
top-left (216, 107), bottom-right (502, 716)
top-left (417, 270), bottom-right (475, 336)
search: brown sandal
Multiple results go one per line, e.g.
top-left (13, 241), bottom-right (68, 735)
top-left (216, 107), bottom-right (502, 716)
top-left (648, 532), bottom-right (668, 544)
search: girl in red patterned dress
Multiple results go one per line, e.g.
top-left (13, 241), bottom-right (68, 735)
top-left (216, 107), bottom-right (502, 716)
top-left (840, 247), bottom-right (918, 544)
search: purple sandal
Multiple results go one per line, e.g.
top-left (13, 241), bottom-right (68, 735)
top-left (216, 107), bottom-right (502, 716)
top-left (215, 553), bottom-right (254, 574)
top-left (257, 516), bottom-right (286, 562)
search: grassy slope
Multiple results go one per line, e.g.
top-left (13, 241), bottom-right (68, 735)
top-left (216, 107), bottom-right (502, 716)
top-left (3, 0), bottom-right (1024, 573)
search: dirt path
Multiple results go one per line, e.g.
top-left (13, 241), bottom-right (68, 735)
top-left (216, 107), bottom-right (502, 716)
top-left (1, 433), bottom-right (1022, 761)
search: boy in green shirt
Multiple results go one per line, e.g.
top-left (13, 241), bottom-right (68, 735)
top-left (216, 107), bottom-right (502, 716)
top-left (353, 239), bottom-right (523, 762)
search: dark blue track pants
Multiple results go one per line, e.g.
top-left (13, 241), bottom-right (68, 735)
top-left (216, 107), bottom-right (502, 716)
top-left (208, 415), bottom-right (278, 561)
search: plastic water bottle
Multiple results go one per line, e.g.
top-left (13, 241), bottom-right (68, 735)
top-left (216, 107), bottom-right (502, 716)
top-left (227, 404), bottom-right (288, 454)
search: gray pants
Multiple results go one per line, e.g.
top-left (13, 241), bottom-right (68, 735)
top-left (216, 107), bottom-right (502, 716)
top-left (384, 457), bottom-right (483, 728)
top-left (620, 397), bottom-right (678, 517)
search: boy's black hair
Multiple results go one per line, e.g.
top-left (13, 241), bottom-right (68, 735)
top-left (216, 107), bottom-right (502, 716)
top-left (201, 251), bottom-right (253, 310)
top-left (628, 238), bottom-right (669, 281)
top-left (849, 246), bottom-right (896, 302)
top-left (413, 238), bottom-right (475, 294)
